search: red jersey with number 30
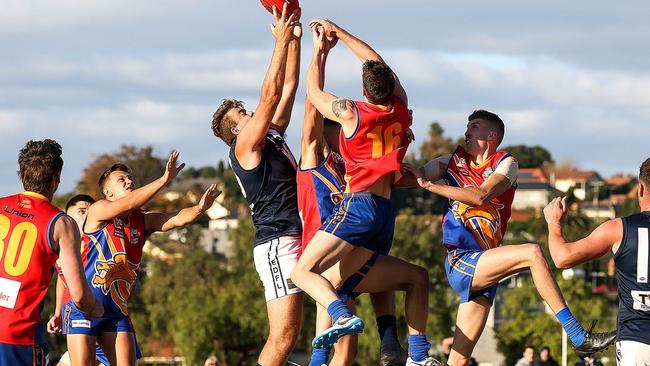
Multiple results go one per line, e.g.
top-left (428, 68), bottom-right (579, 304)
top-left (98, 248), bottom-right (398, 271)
top-left (0, 192), bottom-right (63, 345)
top-left (339, 96), bottom-right (410, 192)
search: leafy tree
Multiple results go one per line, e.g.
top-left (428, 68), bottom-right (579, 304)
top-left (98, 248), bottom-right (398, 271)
top-left (76, 145), bottom-right (165, 198)
top-left (501, 145), bottom-right (554, 168)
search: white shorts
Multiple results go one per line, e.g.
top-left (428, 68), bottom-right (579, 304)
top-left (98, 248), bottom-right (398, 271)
top-left (253, 235), bottom-right (302, 301)
top-left (617, 340), bottom-right (650, 366)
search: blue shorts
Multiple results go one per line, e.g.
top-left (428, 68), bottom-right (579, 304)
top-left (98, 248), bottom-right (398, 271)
top-left (445, 248), bottom-right (497, 303)
top-left (0, 343), bottom-right (47, 366)
top-left (320, 192), bottom-right (395, 254)
top-left (62, 302), bottom-right (134, 336)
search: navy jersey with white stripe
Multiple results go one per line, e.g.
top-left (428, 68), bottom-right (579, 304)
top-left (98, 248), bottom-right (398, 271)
top-left (615, 211), bottom-right (650, 344)
top-left (229, 129), bottom-right (302, 246)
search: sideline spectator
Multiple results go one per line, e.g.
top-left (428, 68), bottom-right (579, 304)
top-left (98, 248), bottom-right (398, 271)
top-left (534, 346), bottom-right (558, 366)
top-left (515, 345), bottom-right (536, 366)
top-left (204, 355), bottom-right (220, 366)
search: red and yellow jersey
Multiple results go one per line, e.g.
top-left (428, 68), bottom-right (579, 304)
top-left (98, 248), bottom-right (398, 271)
top-left (297, 149), bottom-right (346, 248)
top-left (0, 192), bottom-right (63, 345)
top-left (442, 146), bottom-right (516, 251)
top-left (80, 210), bottom-right (145, 317)
top-left (339, 96), bottom-right (411, 193)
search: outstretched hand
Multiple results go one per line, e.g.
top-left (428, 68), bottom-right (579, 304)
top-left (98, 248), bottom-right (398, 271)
top-left (271, 3), bottom-right (300, 41)
top-left (162, 150), bottom-right (186, 184)
top-left (197, 183), bottom-right (222, 213)
top-left (309, 18), bottom-right (340, 41)
top-left (544, 196), bottom-right (568, 224)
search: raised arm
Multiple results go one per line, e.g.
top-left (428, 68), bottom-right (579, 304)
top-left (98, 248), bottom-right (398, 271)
top-left (306, 25), bottom-right (357, 135)
top-left (310, 18), bottom-right (408, 104)
top-left (85, 151), bottom-right (184, 229)
top-left (235, 5), bottom-right (298, 156)
top-left (54, 215), bottom-right (103, 317)
top-left (301, 29), bottom-right (335, 169)
top-left (544, 197), bottom-right (622, 269)
top-left (144, 183), bottom-right (220, 235)
top-left (271, 12), bottom-right (302, 135)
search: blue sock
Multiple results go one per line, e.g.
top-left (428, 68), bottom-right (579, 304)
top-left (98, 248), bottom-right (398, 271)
top-left (327, 299), bottom-right (352, 323)
top-left (556, 307), bottom-right (586, 346)
top-left (308, 347), bottom-right (331, 366)
top-left (407, 334), bottom-right (430, 362)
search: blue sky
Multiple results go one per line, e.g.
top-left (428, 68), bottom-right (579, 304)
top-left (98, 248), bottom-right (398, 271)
top-left (1, 0), bottom-right (649, 194)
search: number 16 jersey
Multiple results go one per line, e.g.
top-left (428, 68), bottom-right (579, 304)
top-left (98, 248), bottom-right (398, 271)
top-left (340, 96), bottom-right (410, 193)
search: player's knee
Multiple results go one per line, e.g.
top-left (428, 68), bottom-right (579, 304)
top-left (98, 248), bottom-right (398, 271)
top-left (268, 325), bottom-right (299, 351)
top-left (526, 243), bottom-right (547, 266)
top-left (411, 265), bottom-right (429, 290)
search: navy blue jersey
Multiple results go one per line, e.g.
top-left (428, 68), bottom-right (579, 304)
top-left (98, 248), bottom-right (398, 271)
top-left (614, 211), bottom-right (650, 344)
top-left (229, 129), bottom-right (302, 246)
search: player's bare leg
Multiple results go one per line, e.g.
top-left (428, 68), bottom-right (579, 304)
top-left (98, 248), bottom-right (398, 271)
top-left (472, 243), bottom-right (566, 311)
top-left (258, 293), bottom-right (303, 366)
top-left (472, 243), bottom-right (616, 356)
top-left (292, 231), bottom-right (356, 306)
top-left (447, 297), bottom-right (491, 366)
top-left (336, 251), bottom-right (429, 336)
top-left (97, 331), bottom-right (136, 366)
top-left (67, 334), bottom-right (97, 366)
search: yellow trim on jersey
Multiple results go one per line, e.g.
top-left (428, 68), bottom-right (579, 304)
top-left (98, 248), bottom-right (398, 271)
top-left (88, 235), bottom-right (107, 261)
top-left (323, 160), bottom-right (345, 187)
top-left (21, 191), bottom-right (49, 201)
top-left (103, 227), bottom-right (119, 255)
top-left (312, 170), bottom-right (341, 197)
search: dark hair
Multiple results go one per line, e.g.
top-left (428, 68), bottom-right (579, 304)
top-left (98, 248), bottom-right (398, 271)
top-left (640, 158), bottom-right (650, 187)
top-left (65, 194), bottom-right (96, 212)
top-left (212, 99), bottom-right (244, 145)
top-left (362, 60), bottom-right (395, 105)
top-left (468, 109), bottom-right (505, 145)
top-left (18, 139), bottom-right (64, 194)
top-left (525, 345), bottom-right (536, 351)
top-left (98, 163), bottom-right (131, 190)
top-left (540, 345), bottom-right (550, 352)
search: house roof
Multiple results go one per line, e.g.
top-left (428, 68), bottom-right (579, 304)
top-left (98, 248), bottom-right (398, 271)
top-left (604, 175), bottom-right (634, 186)
top-left (517, 168), bottom-right (549, 183)
top-left (553, 169), bottom-right (602, 181)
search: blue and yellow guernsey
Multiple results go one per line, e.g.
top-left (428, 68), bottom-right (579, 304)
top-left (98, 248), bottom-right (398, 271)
top-left (442, 146), bottom-right (516, 252)
top-left (79, 210), bottom-right (145, 317)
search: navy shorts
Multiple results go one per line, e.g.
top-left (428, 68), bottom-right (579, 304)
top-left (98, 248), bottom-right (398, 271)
top-left (62, 302), bottom-right (134, 336)
top-left (445, 248), bottom-right (497, 303)
top-left (320, 192), bottom-right (395, 254)
top-left (0, 343), bottom-right (47, 366)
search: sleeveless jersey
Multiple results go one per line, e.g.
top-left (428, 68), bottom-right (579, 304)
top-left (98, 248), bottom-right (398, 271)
top-left (297, 149), bottom-right (346, 246)
top-left (81, 209), bottom-right (145, 317)
top-left (339, 96), bottom-right (410, 193)
top-left (614, 211), bottom-right (650, 344)
top-left (0, 192), bottom-right (63, 345)
top-left (441, 146), bottom-right (516, 251)
top-left (229, 129), bottom-right (302, 246)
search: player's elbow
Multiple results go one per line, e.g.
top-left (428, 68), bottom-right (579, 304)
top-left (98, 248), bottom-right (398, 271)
top-left (551, 252), bottom-right (572, 269)
top-left (260, 84), bottom-right (282, 106)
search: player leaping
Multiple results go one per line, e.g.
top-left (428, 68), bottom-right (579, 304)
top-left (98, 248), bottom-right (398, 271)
top-left (291, 19), bottom-right (438, 366)
top-left (403, 110), bottom-right (616, 365)
top-left (210, 5), bottom-right (303, 366)
top-left (296, 29), bottom-right (408, 366)
top-left (543, 158), bottom-right (650, 364)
